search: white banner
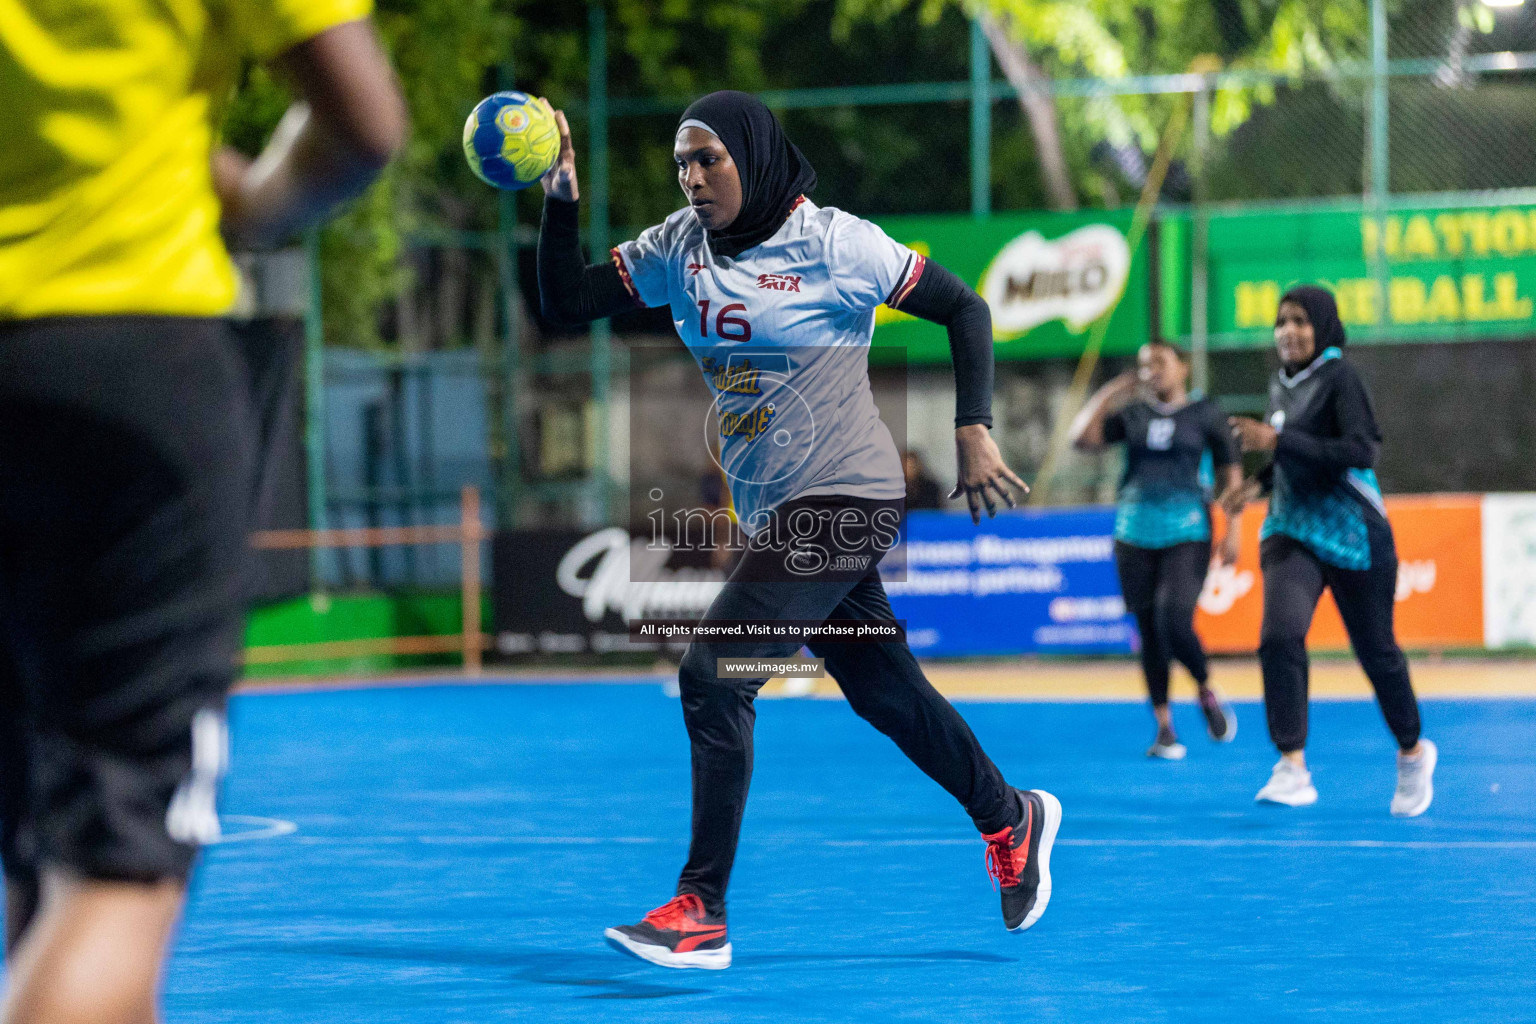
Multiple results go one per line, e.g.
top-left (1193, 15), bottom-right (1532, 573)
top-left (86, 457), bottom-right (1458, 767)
top-left (1482, 494), bottom-right (1536, 648)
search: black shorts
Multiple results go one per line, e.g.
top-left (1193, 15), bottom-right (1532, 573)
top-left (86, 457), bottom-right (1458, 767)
top-left (0, 316), bottom-right (254, 883)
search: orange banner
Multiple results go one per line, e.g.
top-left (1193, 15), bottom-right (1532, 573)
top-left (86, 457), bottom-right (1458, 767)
top-left (1195, 494), bottom-right (1484, 653)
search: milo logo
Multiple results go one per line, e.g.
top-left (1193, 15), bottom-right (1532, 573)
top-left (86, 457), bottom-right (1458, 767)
top-left (978, 224), bottom-right (1132, 340)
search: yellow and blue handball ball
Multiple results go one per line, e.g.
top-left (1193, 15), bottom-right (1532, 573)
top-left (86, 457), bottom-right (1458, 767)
top-left (462, 91), bottom-right (559, 190)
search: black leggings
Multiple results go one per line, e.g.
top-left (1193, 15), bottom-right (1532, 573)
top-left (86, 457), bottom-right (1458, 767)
top-left (1258, 521), bottom-right (1421, 754)
top-left (1114, 540), bottom-right (1212, 707)
top-left (675, 496), bottom-right (1017, 916)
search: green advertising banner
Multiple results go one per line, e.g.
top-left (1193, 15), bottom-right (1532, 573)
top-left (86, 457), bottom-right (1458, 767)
top-left (617, 195), bottom-right (1535, 363)
top-left (1202, 200), bottom-right (1536, 349)
top-left (869, 209), bottom-right (1151, 363)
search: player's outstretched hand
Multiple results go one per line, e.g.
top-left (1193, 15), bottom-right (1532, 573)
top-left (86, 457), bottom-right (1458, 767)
top-left (950, 424), bottom-right (1029, 525)
top-left (539, 99), bottom-right (579, 202)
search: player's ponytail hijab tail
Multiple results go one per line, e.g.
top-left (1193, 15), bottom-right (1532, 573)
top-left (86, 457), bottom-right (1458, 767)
top-left (1278, 284), bottom-right (1347, 364)
top-left (678, 91), bottom-right (817, 258)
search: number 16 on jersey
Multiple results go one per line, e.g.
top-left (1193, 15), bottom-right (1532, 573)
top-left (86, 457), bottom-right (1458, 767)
top-left (697, 300), bottom-right (752, 342)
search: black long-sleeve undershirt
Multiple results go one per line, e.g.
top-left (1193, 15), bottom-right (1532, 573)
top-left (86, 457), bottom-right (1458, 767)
top-left (537, 196), bottom-right (636, 325)
top-left (889, 259), bottom-right (994, 429)
top-left (537, 196), bottom-right (994, 428)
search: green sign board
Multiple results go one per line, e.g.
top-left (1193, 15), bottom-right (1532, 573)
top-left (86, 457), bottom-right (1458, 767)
top-left (869, 209), bottom-right (1151, 363)
top-left (618, 196), bottom-right (1535, 362)
top-left (1202, 201), bottom-right (1536, 348)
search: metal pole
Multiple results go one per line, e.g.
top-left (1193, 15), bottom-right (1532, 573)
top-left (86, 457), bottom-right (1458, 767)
top-left (303, 227), bottom-right (329, 589)
top-left (588, 3), bottom-right (612, 526)
top-left (970, 18), bottom-right (991, 219)
top-left (1368, 0), bottom-right (1391, 332)
top-left (1190, 81), bottom-right (1211, 394)
top-left (1370, 0), bottom-right (1390, 201)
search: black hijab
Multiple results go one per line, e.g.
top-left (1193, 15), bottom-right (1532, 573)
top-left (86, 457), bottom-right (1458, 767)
top-left (678, 91), bottom-right (817, 259)
top-left (1278, 285), bottom-right (1346, 372)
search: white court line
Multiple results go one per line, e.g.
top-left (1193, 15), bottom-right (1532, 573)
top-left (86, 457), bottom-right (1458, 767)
top-left (289, 834), bottom-right (1536, 851)
top-left (207, 815), bottom-right (298, 845)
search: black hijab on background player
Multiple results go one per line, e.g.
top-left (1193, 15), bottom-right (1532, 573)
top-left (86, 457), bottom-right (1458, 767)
top-left (1277, 285), bottom-right (1346, 372)
top-left (679, 91), bottom-right (817, 259)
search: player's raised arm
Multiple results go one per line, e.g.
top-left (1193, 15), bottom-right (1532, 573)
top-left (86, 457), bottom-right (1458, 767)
top-left (216, 20), bottom-right (407, 249)
top-left (1070, 370), bottom-right (1139, 452)
top-left (540, 102), bottom-right (579, 203)
top-left (887, 259), bottom-right (1028, 524)
top-left (534, 102), bottom-right (645, 326)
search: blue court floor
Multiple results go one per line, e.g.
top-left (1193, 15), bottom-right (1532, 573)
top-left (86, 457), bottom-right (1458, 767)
top-left (161, 681), bottom-right (1533, 1023)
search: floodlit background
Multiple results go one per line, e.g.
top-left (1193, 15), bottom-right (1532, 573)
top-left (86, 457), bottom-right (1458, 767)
top-left (229, 0), bottom-right (1536, 673)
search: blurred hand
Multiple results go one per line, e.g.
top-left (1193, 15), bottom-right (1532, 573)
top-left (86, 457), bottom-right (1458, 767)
top-left (1217, 529), bottom-right (1241, 567)
top-left (540, 100), bottom-right (579, 202)
top-left (1229, 416), bottom-right (1277, 454)
top-left (950, 424), bottom-right (1029, 525)
top-left (1219, 477), bottom-right (1261, 518)
top-left (1107, 369), bottom-right (1140, 397)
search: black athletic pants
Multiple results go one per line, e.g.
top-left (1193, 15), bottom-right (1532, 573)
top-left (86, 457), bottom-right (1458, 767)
top-left (676, 496), bottom-right (1018, 916)
top-left (1114, 540), bottom-right (1211, 707)
top-left (1258, 519), bottom-right (1421, 753)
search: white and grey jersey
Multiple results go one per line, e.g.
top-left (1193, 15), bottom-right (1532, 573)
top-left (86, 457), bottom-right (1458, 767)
top-left (614, 197), bottom-right (923, 534)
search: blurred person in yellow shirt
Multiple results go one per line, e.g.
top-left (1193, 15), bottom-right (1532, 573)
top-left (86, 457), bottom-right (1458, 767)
top-left (0, 2), bottom-right (404, 1021)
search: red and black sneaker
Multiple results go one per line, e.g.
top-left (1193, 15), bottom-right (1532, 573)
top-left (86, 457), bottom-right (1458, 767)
top-left (982, 788), bottom-right (1062, 932)
top-left (604, 894), bottom-right (732, 970)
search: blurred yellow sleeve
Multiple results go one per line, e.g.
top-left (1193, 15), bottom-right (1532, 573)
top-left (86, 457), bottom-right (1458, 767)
top-left (233, 0), bottom-right (375, 61)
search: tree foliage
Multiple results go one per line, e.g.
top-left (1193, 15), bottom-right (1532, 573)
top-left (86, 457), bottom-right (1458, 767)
top-left (834, 0), bottom-right (1380, 209)
top-left (222, 0), bottom-right (1401, 348)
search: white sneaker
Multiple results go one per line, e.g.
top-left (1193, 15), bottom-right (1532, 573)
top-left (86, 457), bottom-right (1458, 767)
top-left (1146, 727), bottom-right (1187, 760)
top-left (1391, 739), bottom-right (1437, 818)
top-left (1255, 758), bottom-right (1318, 806)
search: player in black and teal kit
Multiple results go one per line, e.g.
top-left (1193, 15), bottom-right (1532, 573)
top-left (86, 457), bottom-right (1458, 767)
top-left (1073, 340), bottom-right (1241, 759)
top-left (1227, 286), bottom-right (1435, 815)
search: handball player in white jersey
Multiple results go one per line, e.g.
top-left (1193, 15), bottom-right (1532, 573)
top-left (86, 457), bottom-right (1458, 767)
top-left (536, 90), bottom-right (1060, 970)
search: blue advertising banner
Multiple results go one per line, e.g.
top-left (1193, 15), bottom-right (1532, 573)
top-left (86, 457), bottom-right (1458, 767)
top-left (884, 508), bottom-right (1134, 657)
